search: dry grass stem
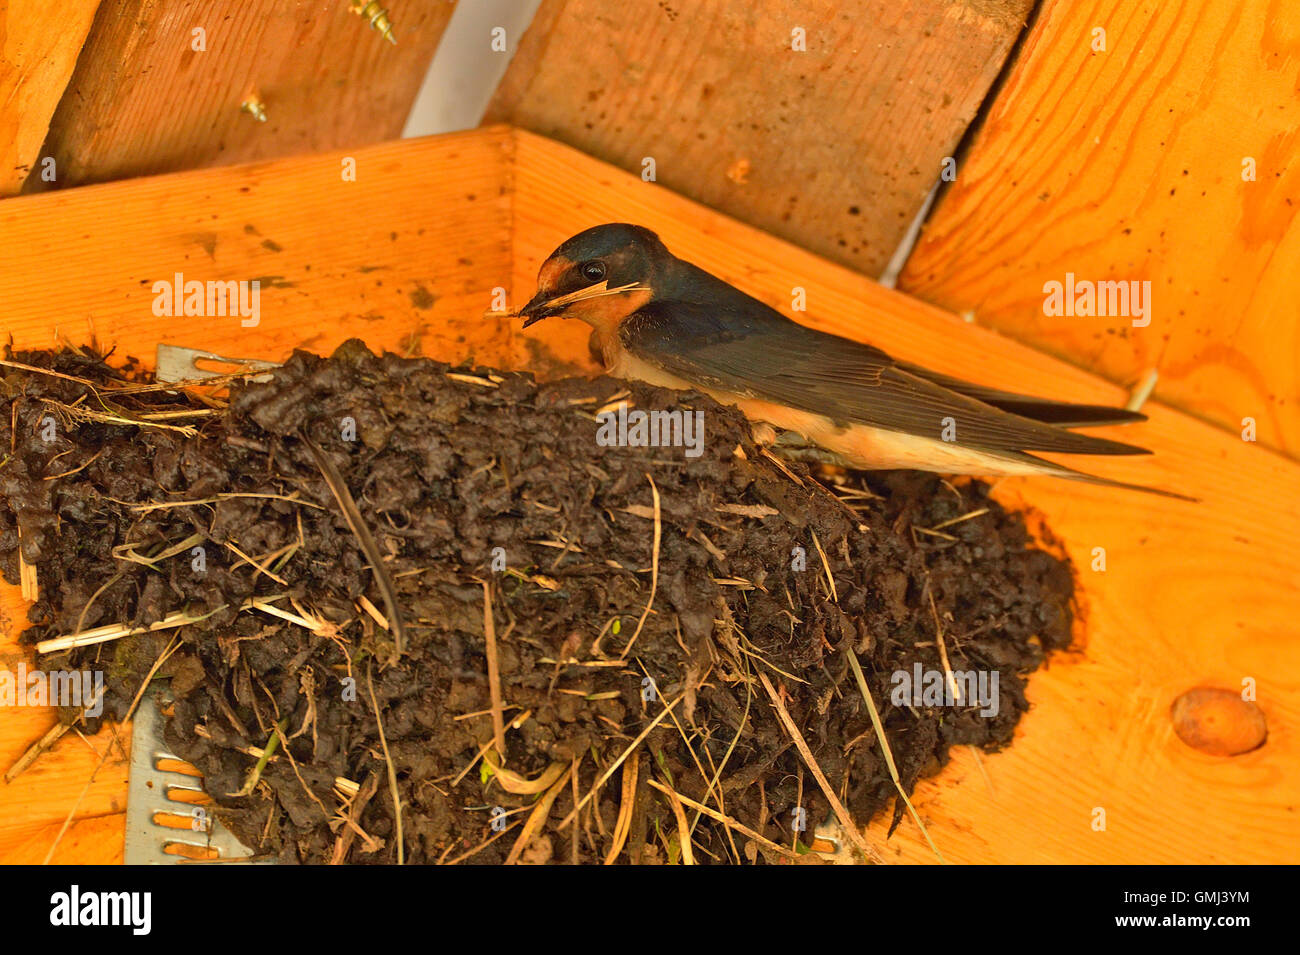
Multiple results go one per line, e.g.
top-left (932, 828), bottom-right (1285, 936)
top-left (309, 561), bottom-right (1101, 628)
top-left (366, 663), bottom-right (404, 865)
top-left (758, 671), bottom-right (884, 864)
top-left (303, 434), bottom-right (406, 654)
top-left (558, 695), bottom-right (680, 830)
top-left (620, 474), bottom-right (661, 658)
top-left (843, 649), bottom-right (945, 864)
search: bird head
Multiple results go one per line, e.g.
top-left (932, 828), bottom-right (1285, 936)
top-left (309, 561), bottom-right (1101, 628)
top-left (518, 224), bottom-right (668, 329)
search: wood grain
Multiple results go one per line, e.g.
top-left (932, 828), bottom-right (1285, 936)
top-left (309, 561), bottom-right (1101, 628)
top-left (3, 815), bottom-right (126, 865)
top-left (25, 0), bottom-right (456, 192)
top-left (0, 0), bottom-right (101, 196)
top-left (487, 0), bottom-right (1033, 278)
top-left (0, 703), bottom-right (130, 861)
top-left (899, 0), bottom-right (1300, 459)
top-left (1, 127), bottom-right (515, 364)
top-left (2, 128), bottom-right (1297, 864)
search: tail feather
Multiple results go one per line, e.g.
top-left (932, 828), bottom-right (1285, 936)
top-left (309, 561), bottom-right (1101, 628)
top-left (999, 402), bottom-right (1148, 429)
top-left (897, 362), bottom-right (1149, 429)
top-left (1009, 450), bottom-right (1199, 502)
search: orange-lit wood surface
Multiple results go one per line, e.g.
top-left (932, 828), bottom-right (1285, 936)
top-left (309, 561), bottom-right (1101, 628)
top-left (0, 0), bottom-right (101, 196)
top-left (900, 0), bottom-right (1300, 460)
top-left (488, 0), bottom-right (1034, 278)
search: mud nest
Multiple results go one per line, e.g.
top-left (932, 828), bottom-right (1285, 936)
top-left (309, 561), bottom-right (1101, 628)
top-left (1, 340), bottom-right (1075, 864)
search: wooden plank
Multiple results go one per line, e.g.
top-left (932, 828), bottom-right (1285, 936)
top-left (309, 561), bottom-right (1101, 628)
top-left (2, 128), bottom-right (1297, 863)
top-left (899, 0), bottom-right (1300, 459)
top-left (487, 0), bottom-right (1034, 278)
top-left (0, 127), bottom-right (515, 363)
top-left (3, 815), bottom-right (126, 865)
top-left (0, 705), bottom-right (131, 853)
top-left (0, 0), bottom-right (101, 196)
top-left (25, 0), bottom-right (456, 191)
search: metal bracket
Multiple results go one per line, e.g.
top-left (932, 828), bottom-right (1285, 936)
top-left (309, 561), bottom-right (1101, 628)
top-left (154, 344), bottom-right (279, 385)
top-left (125, 683), bottom-right (269, 864)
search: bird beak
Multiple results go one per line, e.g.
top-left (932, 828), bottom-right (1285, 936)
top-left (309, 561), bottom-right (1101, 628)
top-left (517, 281), bottom-right (650, 328)
top-left (517, 290), bottom-right (555, 328)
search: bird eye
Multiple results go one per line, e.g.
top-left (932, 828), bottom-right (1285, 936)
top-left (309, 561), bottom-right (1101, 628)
top-left (579, 260), bottom-right (606, 282)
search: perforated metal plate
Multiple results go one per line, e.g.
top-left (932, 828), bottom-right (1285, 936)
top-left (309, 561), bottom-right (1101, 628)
top-left (154, 344), bottom-right (278, 385)
top-left (125, 683), bottom-right (267, 864)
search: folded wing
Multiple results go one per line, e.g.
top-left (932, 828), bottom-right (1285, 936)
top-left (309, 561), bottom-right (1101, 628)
top-left (619, 301), bottom-right (1150, 456)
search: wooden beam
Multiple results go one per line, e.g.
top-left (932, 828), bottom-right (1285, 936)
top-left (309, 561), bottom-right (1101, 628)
top-left (900, 0), bottom-right (1300, 459)
top-left (26, 0), bottom-right (456, 191)
top-left (0, 0), bottom-right (101, 196)
top-left (2, 815), bottom-right (126, 865)
top-left (0, 704), bottom-right (130, 861)
top-left (488, 0), bottom-right (1034, 278)
top-left (0, 128), bottom-right (516, 364)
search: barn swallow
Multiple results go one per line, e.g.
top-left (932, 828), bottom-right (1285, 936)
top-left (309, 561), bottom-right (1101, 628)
top-left (518, 223), bottom-right (1191, 499)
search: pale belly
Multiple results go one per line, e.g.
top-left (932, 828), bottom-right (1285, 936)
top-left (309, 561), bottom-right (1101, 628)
top-left (607, 348), bottom-right (1050, 477)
